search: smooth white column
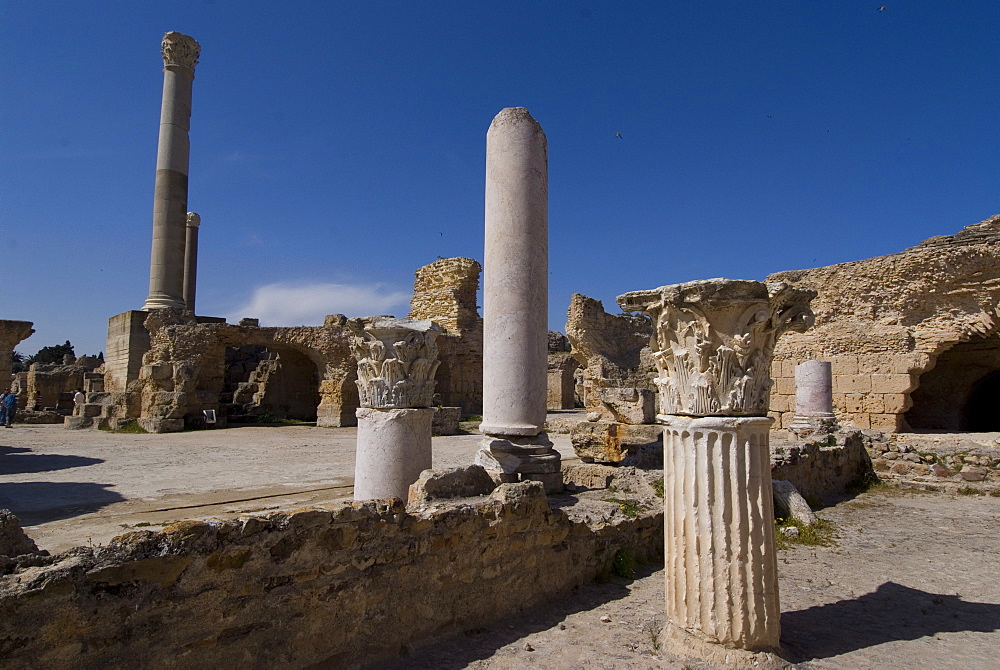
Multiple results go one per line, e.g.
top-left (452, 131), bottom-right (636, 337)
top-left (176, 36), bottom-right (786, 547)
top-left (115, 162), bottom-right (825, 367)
top-left (144, 32), bottom-right (199, 311)
top-left (789, 360), bottom-right (837, 434)
top-left (183, 212), bottom-right (200, 313)
top-left (354, 407), bottom-right (432, 500)
top-left (475, 107), bottom-right (561, 491)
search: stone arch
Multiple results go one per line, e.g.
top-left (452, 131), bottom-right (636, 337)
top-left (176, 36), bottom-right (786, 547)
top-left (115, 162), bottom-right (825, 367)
top-left (905, 330), bottom-right (1000, 431)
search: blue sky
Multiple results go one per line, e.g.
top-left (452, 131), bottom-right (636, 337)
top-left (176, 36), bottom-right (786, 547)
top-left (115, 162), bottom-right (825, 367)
top-left (3, 1), bottom-right (998, 357)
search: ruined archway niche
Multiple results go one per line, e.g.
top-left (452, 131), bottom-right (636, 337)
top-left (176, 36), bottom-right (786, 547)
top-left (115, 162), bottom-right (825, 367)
top-left (223, 345), bottom-right (321, 422)
top-left (768, 214), bottom-right (1000, 432)
top-left (905, 334), bottom-right (1000, 431)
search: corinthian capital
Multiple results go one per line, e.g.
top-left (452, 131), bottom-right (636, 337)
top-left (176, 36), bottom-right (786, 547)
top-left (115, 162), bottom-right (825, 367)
top-left (349, 317), bottom-right (442, 409)
top-left (617, 278), bottom-right (815, 417)
top-left (161, 31), bottom-right (200, 71)
top-left (186, 212), bottom-right (201, 228)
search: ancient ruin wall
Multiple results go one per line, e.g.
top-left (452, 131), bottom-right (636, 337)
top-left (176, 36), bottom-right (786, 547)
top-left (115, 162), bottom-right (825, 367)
top-left (0, 320), bottom-right (33, 390)
top-left (565, 294), bottom-right (655, 418)
top-left (409, 257), bottom-right (484, 414)
top-left (768, 214), bottom-right (1000, 432)
top-left (0, 483), bottom-right (662, 669)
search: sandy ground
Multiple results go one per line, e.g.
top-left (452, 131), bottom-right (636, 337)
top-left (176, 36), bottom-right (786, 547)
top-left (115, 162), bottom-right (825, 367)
top-left (3, 422), bottom-right (1000, 668)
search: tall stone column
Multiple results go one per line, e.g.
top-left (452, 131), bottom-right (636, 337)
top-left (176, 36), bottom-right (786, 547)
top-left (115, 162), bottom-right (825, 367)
top-left (143, 32), bottom-right (200, 311)
top-left (350, 317), bottom-right (441, 501)
top-left (474, 107), bottom-right (562, 492)
top-left (618, 279), bottom-right (815, 663)
top-left (788, 360), bottom-right (837, 435)
top-left (183, 212), bottom-right (200, 313)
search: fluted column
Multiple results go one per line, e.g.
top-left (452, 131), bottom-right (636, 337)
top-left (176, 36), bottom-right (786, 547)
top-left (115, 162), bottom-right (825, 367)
top-left (144, 32), bottom-right (199, 311)
top-left (183, 212), bottom-right (200, 313)
top-left (619, 279), bottom-right (815, 660)
top-left (474, 107), bottom-right (562, 492)
top-left (788, 360), bottom-right (837, 436)
top-left (349, 317), bottom-right (441, 500)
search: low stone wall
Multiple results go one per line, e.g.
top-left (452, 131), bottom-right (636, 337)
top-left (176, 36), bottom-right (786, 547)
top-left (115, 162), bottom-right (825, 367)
top-left (770, 430), bottom-right (874, 502)
top-left (0, 483), bottom-right (662, 669)
top-left (868, 433), bottom-right (1000, 493)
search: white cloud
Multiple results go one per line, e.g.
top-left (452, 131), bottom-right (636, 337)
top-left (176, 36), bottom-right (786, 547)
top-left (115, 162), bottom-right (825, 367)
top-left (227, 282), bottom-right (411, 326)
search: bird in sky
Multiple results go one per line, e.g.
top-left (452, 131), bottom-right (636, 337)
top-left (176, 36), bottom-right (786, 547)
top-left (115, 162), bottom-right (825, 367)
top-left (614, 132), bottom-right (623, 139)
top-left (878, 5), bottom-right (887, 11)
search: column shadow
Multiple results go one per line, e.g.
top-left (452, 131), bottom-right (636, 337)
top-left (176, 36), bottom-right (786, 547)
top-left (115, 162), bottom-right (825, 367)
top-left (782, 581), bottom-right (1000, 661)
top-left (0, 482), bottom-right (126, 524)
top-left (0, 453), bottom-right (104, 475)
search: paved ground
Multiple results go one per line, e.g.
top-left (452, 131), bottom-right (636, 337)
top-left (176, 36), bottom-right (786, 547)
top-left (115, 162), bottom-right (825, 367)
top-left (0, 421), bottom-right (578, 552)
top-left (3, 422), bottom-right (999, 668)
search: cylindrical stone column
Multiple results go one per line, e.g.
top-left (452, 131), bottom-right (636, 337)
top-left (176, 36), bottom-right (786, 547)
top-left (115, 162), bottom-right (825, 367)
top-left (183, 212), bottom-right (200, 313)
top-left (349, 317), bottom-right (441, 501)
top-left (789, 360), bottom-right (837, 435)
top-left (619, 279), bottom-right (816, 662)
top-left (143, 32), bottom-right (200, 311)
top-left (474, 107), bottom-right (561, 491)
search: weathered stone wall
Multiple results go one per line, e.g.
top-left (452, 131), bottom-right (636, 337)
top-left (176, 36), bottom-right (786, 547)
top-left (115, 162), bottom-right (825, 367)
top-left (867, 432), bottom-right (1000, 493)
top-left (27, 361), bottom-right (100, 412)
top-left (0, 320), bottom-right (33, 391)
top-left (409, 257), bottom-right (483, 415)
top-left (770, 431), bottom-right (873, 502)
top-left (565, 294), bottom-right (655, 419)
top-left (0, 483), bottom-right (662, 669)
top-left (768, 214), bottom-right (1000, 432)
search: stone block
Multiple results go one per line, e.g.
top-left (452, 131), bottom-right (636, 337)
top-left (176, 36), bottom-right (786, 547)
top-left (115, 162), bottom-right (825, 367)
top-left (883, 393), bottom-right (910, 413)
top-left (844, 413), bottom-right (871, 430)
top-left (562, 463), bottom-right (616, 490)
top-left (0, 510), bottom-right (41, 558)
top-left (570, 421), bottom-right (662, 464)
top-left (862, 394), bottom-right (885, 413)
top-left (870, 413), bottom-right (901, 432)
top-left (844, 394), bottom-right (864, 413)
top-left (63, 416), bottom-right (94, 430)
top-left (835, 375), bottom-right (871, 394)
top-left (772, 480), bottom-right (817, 526)
top-left (829, 356), bottom-right (858, 376)
top-left (960, 467), bottom-right (988, 482)
top-left (773, 377), bottom-right (795, 396)
top-left (768, 393), bottom-right (791, 413)
top-left (407, 465), bottom-right (497, 504)
top-left (82, 403), bottom-right (103, 418)
top-left (871, 373), bottom-right (915, 394)
top-left (431, 407), bottom-right (461, 435)
top-left (595, 387), bottom-right (655, 424)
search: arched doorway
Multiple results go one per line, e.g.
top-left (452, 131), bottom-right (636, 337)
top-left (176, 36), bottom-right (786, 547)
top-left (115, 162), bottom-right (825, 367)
top-left (905, 334), bottom-right (1000, 431)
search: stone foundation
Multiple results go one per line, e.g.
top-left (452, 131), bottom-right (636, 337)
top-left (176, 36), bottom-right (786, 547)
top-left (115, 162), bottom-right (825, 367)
top-left (0, 483), bottom-right (662, 669)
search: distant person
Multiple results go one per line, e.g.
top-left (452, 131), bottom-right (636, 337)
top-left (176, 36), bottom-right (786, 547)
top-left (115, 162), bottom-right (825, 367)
top-left (73, 388), bottom-right (85, 413)
top-left (0, 392), bottom-right (6, 426)
top-left (3, 391), bottom-right (15, 427)
top-left (34, 391), bottom-right (42, 411)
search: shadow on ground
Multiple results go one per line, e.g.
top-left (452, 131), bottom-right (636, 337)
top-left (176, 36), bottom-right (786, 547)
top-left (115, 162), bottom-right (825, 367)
top-left (0, 451), bottom-right (104, 475)
top-left (0, 481), bottom-right (126, 524)
top-left (376, 564), bottom-right (661, 670)
top-left (782, 581), bottom-right (1000, 661)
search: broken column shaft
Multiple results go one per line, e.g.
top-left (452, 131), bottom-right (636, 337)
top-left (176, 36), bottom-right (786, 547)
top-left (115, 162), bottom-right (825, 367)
top-left (350, 317), bottom-right (441, 501)
top-left (618, 279), bottom-right (815, 661)
top-left (143, 31), bottom-right (199, 311)
top-left (183, 212), bottom-right (200, 313)
top-left (788, 360), bottom-right (837, 435)
top-left (474, 107), bottom-right (561, 492)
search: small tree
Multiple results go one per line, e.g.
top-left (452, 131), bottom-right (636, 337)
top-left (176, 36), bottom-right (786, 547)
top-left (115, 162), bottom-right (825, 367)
top-left (11, 351), bottom-right (26, 374)
top-left (30, 340), bottom-right (76, 365)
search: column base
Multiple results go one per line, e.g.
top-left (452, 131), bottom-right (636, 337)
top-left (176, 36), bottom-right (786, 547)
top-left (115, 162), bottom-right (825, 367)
top-left (474, 433), bottom-right (563, 493)
top-left (661, 623), bottom-right (789, 669)
top-left (142, 294), bottom-right (187, 310)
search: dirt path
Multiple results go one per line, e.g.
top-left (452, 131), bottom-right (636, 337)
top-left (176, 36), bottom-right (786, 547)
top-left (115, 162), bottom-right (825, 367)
top-left (387, 489), bottom-right (1000, 669)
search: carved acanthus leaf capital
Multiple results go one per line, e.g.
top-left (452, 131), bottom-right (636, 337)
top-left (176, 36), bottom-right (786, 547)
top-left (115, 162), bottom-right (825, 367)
top-left (186, 212), bottom-right (201, 228)
top-left (349, 317), bottom-right (442, 409)
top-left (162, 32), bottom-right (200, 71)
top-left (617, 278), bottom-right (816, 417)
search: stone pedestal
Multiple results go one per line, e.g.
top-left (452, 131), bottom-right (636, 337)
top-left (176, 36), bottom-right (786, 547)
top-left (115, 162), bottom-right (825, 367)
top-left (144, 32), bottom-right (199, 311)
top-left (619, 278), bottom-right (816, 661)
top-left (354, 407), bottom-right (433, 500)
top-left (475, 107), bottom-right (561, 490)
top-left (183, 212), bottom-right (200, 313)
top-left (350, 317), bottom-right (441, 501)
top-left (789, 360), bottom-right (837, 435)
